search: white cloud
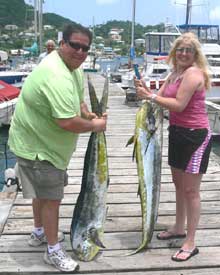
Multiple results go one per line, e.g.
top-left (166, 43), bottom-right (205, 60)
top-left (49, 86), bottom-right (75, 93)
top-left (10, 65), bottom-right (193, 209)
top-left (96, 0), bottom-right (119, 5)
top-left (210, 6), bottom-right (220, 20)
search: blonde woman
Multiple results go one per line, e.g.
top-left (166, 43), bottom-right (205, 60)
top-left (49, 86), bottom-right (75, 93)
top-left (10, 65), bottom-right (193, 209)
top-left (135, 32), bottom-right (212, 261)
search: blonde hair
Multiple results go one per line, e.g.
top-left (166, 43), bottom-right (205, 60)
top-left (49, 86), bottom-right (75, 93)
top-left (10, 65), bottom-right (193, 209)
top-left (167, 32), bottom-right (211, 90)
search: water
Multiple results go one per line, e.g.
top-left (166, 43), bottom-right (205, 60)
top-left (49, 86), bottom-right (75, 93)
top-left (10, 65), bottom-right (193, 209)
top-left (0, 125), bottom-right (16, 191)
top-left (96, 56), bottom-right (144, 73)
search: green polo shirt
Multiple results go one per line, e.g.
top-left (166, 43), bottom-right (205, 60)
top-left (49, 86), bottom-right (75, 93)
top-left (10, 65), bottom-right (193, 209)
top-left (8, 51), bottom-right (84, 170)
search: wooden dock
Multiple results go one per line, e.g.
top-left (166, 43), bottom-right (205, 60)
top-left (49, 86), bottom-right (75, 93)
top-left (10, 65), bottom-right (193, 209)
top-left (1, 73), bottom-right (220, 274)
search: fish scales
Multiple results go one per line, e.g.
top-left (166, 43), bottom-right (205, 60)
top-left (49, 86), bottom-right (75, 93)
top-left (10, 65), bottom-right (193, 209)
top-left (70, 76), bottom-right (109, 262)
top-left (128, 101), bottom-right (163, 255)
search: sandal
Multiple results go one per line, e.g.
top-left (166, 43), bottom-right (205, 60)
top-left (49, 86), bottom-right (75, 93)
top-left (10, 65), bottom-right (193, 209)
top-left (171, 247), bottom-right (199, 262)
top-left (157, 230), bottom-right (186, 240)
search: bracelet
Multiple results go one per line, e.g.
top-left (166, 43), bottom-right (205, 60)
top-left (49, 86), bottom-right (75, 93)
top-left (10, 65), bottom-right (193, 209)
top-left (150, 93), bottom-right (157, 103)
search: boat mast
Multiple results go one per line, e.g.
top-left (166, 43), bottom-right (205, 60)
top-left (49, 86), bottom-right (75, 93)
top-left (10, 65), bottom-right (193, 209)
top-left (38, 0), bottom-right (43, 53)
top-left (34, 0), bottom-right (38, 42)
top-left (129, 0), bottom-right (136, 66)
top-left (131, 0), bottom-right (136, 49)
top-left (185, 0), bottom-right (192, 25)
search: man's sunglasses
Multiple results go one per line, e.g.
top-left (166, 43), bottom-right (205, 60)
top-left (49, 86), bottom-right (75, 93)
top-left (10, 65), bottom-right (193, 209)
top-left (66, 41), bottom-right (90, 52)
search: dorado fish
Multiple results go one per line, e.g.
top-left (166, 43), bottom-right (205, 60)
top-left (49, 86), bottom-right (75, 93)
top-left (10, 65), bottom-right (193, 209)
top-left (127, 100), bottom-right (163, 255)
top-left (70, 76), bottom-right (109, 262)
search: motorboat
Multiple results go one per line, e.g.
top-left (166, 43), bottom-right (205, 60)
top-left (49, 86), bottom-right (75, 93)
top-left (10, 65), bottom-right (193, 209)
top-left (0, 71), bottom-right (29, 85)
top-left (0, 80), bottom-right (20, 127)
top-left (81, 50), bottom-right (100, 72)
top-left (121, 30), bottom-right (180, 90)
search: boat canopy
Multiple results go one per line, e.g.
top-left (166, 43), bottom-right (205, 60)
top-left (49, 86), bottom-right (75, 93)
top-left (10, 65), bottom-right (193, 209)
top-left (177, 24), bottom-right (220, 42)
top-left (144, 32), bottom-right (181, 56)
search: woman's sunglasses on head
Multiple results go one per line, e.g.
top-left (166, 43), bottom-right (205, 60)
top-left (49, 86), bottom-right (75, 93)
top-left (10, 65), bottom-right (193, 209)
top-left (66, 40), bottom-right (90, 52)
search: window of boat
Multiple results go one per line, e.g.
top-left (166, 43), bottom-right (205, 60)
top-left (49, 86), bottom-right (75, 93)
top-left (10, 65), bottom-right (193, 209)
top-left (152, 68), bottom-right (167, 74)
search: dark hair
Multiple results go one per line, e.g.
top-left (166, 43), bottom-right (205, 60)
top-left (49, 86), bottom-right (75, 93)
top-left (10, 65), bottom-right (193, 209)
top-left (62, 23), bottom-right (93, 45)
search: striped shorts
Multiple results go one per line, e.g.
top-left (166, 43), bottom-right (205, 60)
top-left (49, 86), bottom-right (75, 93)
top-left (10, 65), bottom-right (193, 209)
top-left (168, 125), bottom-right (212, 174)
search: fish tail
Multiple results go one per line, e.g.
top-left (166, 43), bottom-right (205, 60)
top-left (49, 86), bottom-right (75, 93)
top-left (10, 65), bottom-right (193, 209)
top-left (125, 238), bottom-right (148, 256)
top-left (87, 75), bottom-right (102, 116)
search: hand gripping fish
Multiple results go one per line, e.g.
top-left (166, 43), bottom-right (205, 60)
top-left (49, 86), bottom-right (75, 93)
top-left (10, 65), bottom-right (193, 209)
top-left (127, 100), bottom-right (163, 255)
top-left (70, 76), bottom-right (109, 261)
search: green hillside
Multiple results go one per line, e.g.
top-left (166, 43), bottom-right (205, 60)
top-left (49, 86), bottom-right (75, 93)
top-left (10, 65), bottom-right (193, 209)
top-left (0, 0), bottom-right (164, 53)
top-left (0, 0), bottom-right (75, 28)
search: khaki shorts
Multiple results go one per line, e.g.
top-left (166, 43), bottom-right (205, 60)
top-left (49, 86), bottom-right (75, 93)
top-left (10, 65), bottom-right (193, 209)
top-left (17, 157), bottom-right (68, 200)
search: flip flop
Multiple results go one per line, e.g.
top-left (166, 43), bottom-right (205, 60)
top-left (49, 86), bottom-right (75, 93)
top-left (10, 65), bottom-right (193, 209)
top-left (171, 247), bottom-right (199, 262)
top-left (156, 231), bottom-right (186, 240)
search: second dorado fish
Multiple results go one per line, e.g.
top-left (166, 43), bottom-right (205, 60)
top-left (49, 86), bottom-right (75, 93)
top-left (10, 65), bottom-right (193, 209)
top-left (127, 100), bottom-right (163, 254)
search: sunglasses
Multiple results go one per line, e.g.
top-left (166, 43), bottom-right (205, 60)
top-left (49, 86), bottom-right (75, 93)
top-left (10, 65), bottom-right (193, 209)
top-left (176, 47), bottom-right (195, 54)
top-left (66, 41), bottom-right (90, 52)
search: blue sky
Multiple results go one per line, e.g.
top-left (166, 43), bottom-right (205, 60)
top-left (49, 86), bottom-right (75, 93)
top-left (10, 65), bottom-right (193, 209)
top-left (25, 0), bottom-right (220, 27)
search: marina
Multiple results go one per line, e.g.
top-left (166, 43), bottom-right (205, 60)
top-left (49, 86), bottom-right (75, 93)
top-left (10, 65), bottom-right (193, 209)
top-left (1, 73), bottom-right (220, 274)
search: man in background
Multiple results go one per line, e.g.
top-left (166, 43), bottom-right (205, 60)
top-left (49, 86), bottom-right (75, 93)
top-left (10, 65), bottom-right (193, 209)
top-left (37, 39), bottom-right (56, 63)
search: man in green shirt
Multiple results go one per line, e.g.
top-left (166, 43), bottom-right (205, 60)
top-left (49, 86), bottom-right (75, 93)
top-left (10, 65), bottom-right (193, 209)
top-left (8, 23), bottom-right (107, 272)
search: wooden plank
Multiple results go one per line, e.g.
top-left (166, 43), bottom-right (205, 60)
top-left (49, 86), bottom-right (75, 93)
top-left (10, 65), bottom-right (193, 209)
top-left (9, 201), bottom-right (220, 219)
top-left (0, 192), bottom-right (17, 235)
top-left (11, 200), bottom-right (220, 217)
top-left (0, 247), bottom-right (220, 273)
top-left (1, 228), bottom-right (220, 252)
top-left (3, 214), bottom-right (220, 234)
top-left (13, 190), bottom-right (220, 205)
top-left (59, 174), bottom-right (220, 184)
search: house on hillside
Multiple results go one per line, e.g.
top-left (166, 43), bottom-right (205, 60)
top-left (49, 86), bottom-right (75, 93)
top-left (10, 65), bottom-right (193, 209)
top-left (43, 25), bottom-right (54, 31)
top-left (4, 25), bottom-right (18, 31)
top-left (108, 28), bottom-right (124, 42)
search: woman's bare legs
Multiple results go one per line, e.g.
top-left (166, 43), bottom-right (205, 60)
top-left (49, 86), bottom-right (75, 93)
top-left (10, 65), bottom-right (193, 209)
top-left (171, 167), bottom-right (186, 234)
top-left (173, 172), bottom-right (202, 260)
top-left (158, 167), bottom-right (186, 238)
top-left (158, 164), bottom-right (202, 260)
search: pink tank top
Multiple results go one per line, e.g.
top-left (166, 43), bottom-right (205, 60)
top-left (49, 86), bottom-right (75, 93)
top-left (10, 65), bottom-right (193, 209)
top-left (163, 79), bottom-right (209, 128)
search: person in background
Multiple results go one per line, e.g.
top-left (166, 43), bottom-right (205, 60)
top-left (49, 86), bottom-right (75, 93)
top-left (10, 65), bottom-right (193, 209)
top-left (8, 23), bottom-right (107, 272)
top-left (134, 32), bottom-right (212, 262)
top-left (37, 39), bottom-right (56, 63)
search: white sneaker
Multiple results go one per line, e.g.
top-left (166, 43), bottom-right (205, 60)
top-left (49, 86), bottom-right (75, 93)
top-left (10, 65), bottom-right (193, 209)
top-left (44, 247), bottom-right (79, 272)
top-left (28, 231), bottom-right (65, 247)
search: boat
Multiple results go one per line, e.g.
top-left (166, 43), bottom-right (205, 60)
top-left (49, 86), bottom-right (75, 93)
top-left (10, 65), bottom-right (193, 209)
top-left (121, 29), bottom-right (181, 94)
top-left (81, 51), bottom-right (100, 72)
top-left (178, 0), bottom-right (220, 136)
top-left (120, 0), bottom-right (181, 93)
top-left (0, 50), bottom-right (30, 85)
top-left (0, 80), bottom-right (20, 127)
top-left (0, 71), bottom-right (29, 85)
top-left (205, 100), bottom-right (220, 136)
top-left (0, 51), bottom-right (11, 72)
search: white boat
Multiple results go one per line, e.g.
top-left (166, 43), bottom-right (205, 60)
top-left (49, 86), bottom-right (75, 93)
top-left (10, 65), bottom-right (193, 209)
top-left (121, 30), bottom-right (180, 90)
top-left (0, 71), bottom-right (29, 85)
top-left (81, 53), bottom-right (100, 72)
top-left (0, 81), bottom-right (20, 127)
top-left (0, 98), bottom-right (18, 127)
top-left (205, 100), bottom-right (220, 136)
